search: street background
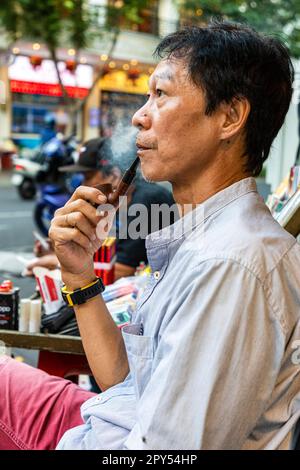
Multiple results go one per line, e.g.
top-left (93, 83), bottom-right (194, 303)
top-left (0, 171), bottom-right (36, 298)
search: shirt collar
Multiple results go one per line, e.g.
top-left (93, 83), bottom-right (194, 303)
top-left (146, 177), bottom-right (258, 249)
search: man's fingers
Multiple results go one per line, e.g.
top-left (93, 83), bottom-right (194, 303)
top-left (66, 185), bottom-right (107, 207)
top-left (57, 212), bottom-right (97, 241)
top-left (50, 226), bottom-right (95, 254)
top-left (50, 189), bottom-right (113, 252)
top-left (50, 217), bottom-right (101, 253)
top-left (55, 199), bottom-right (109, 228)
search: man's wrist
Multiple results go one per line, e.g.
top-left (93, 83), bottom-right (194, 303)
top-left (62, 270), bottom-right (97, 291)
top-left (61, 277), bottom-right (105, 307)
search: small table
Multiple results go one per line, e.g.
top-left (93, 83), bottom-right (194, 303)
top-left (0, 330), bottom-right (90, 378)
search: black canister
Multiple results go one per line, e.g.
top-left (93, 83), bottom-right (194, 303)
top-left (0, 281), bottom-right (20, 330)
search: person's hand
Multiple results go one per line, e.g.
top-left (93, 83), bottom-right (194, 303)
top-left (48, 186), bottom-right (109, 289)
top-left (24, 254), bottom-right (60, 277)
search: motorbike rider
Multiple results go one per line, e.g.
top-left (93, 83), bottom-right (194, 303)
top-left (40, 113), bottom-right (57, 145)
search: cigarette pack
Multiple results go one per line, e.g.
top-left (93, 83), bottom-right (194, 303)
top-left (33, 267), bottom-right (64, 315)
top-left (93, 237), bottom-right (116, 286)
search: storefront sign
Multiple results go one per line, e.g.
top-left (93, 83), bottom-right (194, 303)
top-left (10, 80), bottom-right (89, 99)
top-left (9, 55), bottom-right (92, 98)
top-left (100, 70), bottom-right (149, 95)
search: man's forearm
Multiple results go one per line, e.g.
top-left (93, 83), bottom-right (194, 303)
top-left (48, 183), bottom-right (130, 391)
top-left (73, 293), bottom-right (129, 392)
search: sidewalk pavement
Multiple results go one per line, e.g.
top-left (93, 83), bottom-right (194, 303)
top-left (0, 250), bottom-right (36, 308)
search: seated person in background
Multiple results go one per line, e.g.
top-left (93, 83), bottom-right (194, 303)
top-left (26, 137), bottom-right (175, 280)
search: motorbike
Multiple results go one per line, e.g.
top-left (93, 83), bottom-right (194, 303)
top-left (33, 185), bottom-right (71, 236)
top-left (11, 152), bottom-right (41, 200)
top-left (12, 134), bottom-right (78, 200)
top-left (33, 135), bottom-right (82, 235)
top-left (34, 174), bottom-right (83, 236)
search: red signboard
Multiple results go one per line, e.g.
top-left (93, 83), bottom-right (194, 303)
top-left (10, 80), bottom-right (89, 99)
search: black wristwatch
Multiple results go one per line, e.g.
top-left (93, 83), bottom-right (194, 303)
top-left (61, 277), bottom-right (105, 306)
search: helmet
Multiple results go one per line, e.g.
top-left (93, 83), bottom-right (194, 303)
top-left (44, 113), bottom-right (56, 129)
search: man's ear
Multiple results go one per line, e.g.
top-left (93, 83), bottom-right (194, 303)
top-left (220, 97), bottom-right (250, 142)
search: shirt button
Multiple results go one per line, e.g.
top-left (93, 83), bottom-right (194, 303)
top-left (154, 271), bottom-right (160, 280)
top-left (97, 396), bottom-right (103, 402)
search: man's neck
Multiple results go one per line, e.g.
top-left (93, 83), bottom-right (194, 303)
top-left (172, 163), bottom-right (252, 217)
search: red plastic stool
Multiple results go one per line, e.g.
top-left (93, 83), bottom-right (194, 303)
top-left (38, 351), bottom-right (91, 380)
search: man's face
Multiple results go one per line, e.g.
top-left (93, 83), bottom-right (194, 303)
top-left (132, 58), bottom-right (223, 183)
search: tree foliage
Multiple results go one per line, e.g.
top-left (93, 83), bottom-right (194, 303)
top-left (0, 0), bottom-right (151, 49)
top-left (177, 0), bottom-right (300, 57)
top-left (0, 0), bottom-right (150, 128)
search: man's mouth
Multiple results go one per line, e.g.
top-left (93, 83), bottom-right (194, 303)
top-left (136, 141), bottom-right (155, 152)
top-left (136, 143), bottom-right (150, 151)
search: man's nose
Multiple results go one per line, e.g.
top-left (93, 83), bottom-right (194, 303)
top-left (132, 104), bottom-right (151, 130)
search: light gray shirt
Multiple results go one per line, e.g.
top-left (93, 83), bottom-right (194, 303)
top-left (57, 177), bottom-right (300, 450)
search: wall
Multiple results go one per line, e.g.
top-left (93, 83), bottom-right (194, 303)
top-left (82, 76), bottom-right (101, 142)
top-left (0, 64), bottom-right (11, 141)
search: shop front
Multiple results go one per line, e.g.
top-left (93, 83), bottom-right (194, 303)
top-left (8, 55), bottom-right (93, 149)
top-left (98, 66), bottom-right (151, 138)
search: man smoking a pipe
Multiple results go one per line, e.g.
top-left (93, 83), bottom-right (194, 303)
top-left (1, 20), bottom-right (300, 450)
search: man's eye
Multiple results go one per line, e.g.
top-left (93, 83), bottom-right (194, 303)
top-left (156, 89), bottom-right (164, 97)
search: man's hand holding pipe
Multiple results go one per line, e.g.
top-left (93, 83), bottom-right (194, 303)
top-left (49, 186), bottom-right (108, 289)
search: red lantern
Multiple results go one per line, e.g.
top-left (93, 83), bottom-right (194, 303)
top-left (127, 68), bottom-right (140, 84)
top-left (65, 59), bottom-right (77, 73)
top-left (29, 55), bottom-right (42, 69)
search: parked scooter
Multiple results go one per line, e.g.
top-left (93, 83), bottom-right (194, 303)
top-left (33, 174), bottom-right (83, 236)
top-left (11, 152), bottom-right (41, 200)
top-left (35, 134), bottom-right (76, 185)
top-left (11, 132), bottom-right (81, 234)
top-left (33, 135), bottom-right (82, 235)
top-left (12, 134), bottom-right (78, 200)
top-left (33, 185), bottom-right (70, 236)
top-left (34, 173), bottom-right (83, 236)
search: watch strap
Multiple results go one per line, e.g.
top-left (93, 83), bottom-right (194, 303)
top-left (61, 277), bottom-right (105, 306)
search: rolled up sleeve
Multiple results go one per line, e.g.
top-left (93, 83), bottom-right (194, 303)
top-left (123, 258), bottom-right (286, 450)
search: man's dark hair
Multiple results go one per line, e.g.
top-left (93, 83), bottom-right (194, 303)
top-left (155, 20), bottom-right (294, 176)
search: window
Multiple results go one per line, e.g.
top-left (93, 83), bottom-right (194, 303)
top-left (11, 93), bottom-right (61, 134)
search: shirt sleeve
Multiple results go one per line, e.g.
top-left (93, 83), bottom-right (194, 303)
top-left (123, 258), bottom-right (286, 450)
